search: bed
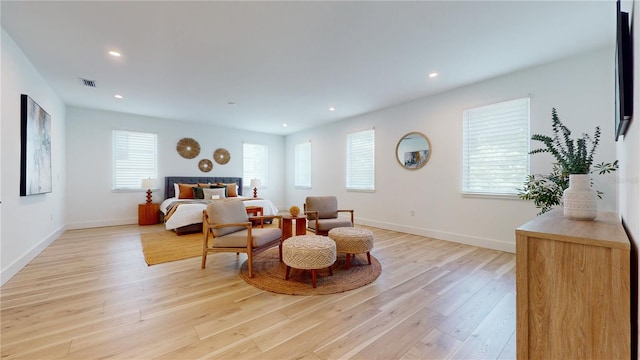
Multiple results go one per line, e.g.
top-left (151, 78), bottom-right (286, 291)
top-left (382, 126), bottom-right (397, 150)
top-left (160, 176), bottom-right (279, 235)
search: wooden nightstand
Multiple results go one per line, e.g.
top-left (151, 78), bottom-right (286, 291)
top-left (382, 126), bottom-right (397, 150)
top-left (245, 206), bottom-right (264, 228)
top-left (138, 203), bottom-right (160, 225)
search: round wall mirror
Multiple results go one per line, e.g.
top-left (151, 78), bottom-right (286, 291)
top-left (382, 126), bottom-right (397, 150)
top-left (396, 132), bottom-right (432, 170)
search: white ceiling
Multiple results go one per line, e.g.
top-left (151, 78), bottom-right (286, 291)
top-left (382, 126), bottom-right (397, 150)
top-left (1, 1), bottom-right (615, 135)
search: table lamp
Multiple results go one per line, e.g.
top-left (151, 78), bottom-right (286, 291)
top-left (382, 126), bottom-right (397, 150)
top-left (250, 178), bottom-right (261, 198)
top-left (141, 178), bottom-right (158, 204)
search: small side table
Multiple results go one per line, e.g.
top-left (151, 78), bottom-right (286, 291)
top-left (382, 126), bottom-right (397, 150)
top-left (282, 215), bottom-right (307, 240)
top-left (245, 206), bottom-right (264, 228)
top-left (138, 203), bottom-right (160, 225)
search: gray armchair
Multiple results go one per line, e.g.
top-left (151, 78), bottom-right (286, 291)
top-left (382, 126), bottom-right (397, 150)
top-left (304, 196), bottom-right (354, 236)
top-left (202, 199), bottom-right (282, 277)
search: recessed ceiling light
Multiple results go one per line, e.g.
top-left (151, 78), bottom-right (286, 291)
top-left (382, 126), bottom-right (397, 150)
top-left (109, 50), bottom-right (121, 57)
top-left (282, 123), bottom-right (288, 127)
top-left (329, 107), bottom-right (336, 112)
top-left (428, 72), bottom-right (438, 78)
top-left (114, 94), bottom-right (123, 99)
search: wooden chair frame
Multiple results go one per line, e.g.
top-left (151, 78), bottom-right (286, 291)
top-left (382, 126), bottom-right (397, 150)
top-left (202, 210), bottom-right (283, 277)
top-left (304, 207), bottom-right (354, 236)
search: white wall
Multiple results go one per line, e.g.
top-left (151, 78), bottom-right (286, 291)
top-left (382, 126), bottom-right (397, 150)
top-left (65, 107), bottom-right (285, 229)
top-left (1, 29), bottom-right (67, 285)
top-left (621, 0), bottom-right (640, 260)
top-left (285, 48), bottom-right (617, 253)
top-left (621, 1), bottom-right (639, 355)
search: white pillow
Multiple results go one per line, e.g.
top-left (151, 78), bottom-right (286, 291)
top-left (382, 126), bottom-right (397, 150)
top-left (174, 183), bottom-right (180, 198)
top-left (203, 188), bottom-right (226, 200)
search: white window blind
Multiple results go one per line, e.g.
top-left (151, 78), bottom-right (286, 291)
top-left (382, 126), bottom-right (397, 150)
top-left (462, 97), bottom-right (530, 195)
top-left (294, 141), bottom-right (311, 188)
top-left (346, 129), bottom-right (375, 191)
top-left (112, 130), bottom-right (157, 190)
top-left (243, 143), bottom-right (268, 187)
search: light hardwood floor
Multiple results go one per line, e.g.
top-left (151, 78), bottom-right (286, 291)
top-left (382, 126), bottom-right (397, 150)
top-left (1, 224), bottom-right (516, 359)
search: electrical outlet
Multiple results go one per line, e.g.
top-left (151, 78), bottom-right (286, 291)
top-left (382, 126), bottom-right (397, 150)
top-left (410, 210), bottom-right (415, 216)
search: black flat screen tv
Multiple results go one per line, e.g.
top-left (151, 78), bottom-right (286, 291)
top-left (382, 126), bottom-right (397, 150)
top-left (615, 1), bottom-right (633, 141)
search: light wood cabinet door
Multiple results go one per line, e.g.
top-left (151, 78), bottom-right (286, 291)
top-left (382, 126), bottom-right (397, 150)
top-left (516, 210), bottom-right (630, 360)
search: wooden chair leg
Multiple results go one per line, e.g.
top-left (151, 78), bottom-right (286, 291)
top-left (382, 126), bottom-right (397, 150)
top-left (311, 269), bottom-right (317, 288)
top-left (285, 265), bottom-right (291, 280)
top-left (201, 231), bottom-right (209, 269)
top-left (248, 251), bottom-right (253, 278)
top-left (367, 251), bottom-right (371, 265)
top-left (345, 254), bottom-right (352, 270)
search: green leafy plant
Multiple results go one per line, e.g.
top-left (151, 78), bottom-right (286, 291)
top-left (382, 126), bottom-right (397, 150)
top-left (519, 164), bottom-right (567, 215)
top-left (530, 108), bottom-right (602, 174)
top-left (518, 108), bottom-right (618, 214)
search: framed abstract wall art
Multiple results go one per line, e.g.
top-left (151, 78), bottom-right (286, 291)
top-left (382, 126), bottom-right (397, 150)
top-left (20, 94), bottom-right (52, 196)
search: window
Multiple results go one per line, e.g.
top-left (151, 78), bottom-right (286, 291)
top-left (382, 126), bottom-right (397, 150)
top-left (346, 129), bottom-right (375, 191)
top-left (243, 143), bottom-right (268, 187)
top-left (294, 141), bottom-right (311, 188)
top-left (112, 130), bottom-right (157, 190)
top-left (462, 97), bottom-right (530, 196)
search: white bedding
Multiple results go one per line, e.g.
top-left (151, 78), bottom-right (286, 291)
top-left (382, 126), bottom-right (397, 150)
top-left (160, 197), bottom-right (279, 230)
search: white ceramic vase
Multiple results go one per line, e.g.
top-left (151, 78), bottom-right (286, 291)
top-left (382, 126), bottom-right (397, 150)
top-left (563, 174), bottom-right (597, 220)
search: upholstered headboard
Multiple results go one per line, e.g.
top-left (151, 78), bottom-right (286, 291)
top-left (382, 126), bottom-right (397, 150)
top-left (164, 176), bottom-right (243, 199)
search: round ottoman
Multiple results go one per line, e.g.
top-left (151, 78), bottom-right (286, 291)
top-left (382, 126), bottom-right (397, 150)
top-left (328, 227), bottom-right (375, 269)
top-left (282, 235), bottom-right (336, 288)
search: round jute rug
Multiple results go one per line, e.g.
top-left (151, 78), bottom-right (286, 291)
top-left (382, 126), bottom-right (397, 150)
top-left (239, 247), bottom-right (381, 295)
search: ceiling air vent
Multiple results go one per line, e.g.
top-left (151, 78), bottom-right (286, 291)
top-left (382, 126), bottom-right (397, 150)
top-left (80, 78), bottom-right (97, 88)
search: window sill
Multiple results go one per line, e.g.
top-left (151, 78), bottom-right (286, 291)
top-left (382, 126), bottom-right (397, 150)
top-left (461, 192), bottom-right (521, 200)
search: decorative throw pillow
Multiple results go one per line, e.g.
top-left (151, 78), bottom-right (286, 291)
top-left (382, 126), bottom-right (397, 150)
top-left (178, 183), bottom-right (197, 199)
top-left (192, 187), bottom-right (206, 199)
top-left (203, 188), bottom-right (227, 200)
top-left (194, 185), bottom-right (226, 199)
top-left (216, 182), bottom-right (238, 197)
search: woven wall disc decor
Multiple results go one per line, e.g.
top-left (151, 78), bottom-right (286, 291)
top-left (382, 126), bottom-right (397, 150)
top-left (198, 159), bottom-right (213, 172)
top-left (176, 138), bottom-right (201, 159)
top-left (213, 148), bottom-right (230, 165)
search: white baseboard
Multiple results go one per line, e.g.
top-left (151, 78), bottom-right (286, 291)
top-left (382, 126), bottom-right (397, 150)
top-left (356, 218), bottom-right (515, 254)
top-left (1, 225), bottom-right (66, 286)
top-left (66, 217), bottom-right (137, 230)
top-left (1, 216), bottom-right (514, 286)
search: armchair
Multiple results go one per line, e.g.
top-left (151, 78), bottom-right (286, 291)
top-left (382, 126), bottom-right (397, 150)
top-left (202, 199), bottom-right (282, 277)
top-left (304, 196), bottom-right (354, 236)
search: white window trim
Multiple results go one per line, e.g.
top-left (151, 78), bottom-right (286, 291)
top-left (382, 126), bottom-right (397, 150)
top-left (462, 97), bottom-right (530, 197)
top-left (243, 143), bottom-right (269, 188)
top-left (346, 128), bottom-right (375, 192)
top-left (112, 130), bottom-right (157, 191)
top-left (294, 141), bottom-right (312, 189)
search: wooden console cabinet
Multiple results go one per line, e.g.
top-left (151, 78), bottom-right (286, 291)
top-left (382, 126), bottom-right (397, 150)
top-left (515, 209), bottom-right (630, 359)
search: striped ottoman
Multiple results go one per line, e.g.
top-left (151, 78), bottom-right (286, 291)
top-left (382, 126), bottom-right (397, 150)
top-left (328, 227), bottom-right (374, 270)
top-left (282, 235), bottom-right (336, 288)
